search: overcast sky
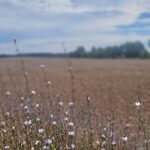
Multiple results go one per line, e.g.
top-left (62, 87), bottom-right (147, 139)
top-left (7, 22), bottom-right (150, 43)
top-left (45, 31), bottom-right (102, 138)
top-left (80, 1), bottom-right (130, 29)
top-left (0, 0), bottom-right (150, 54)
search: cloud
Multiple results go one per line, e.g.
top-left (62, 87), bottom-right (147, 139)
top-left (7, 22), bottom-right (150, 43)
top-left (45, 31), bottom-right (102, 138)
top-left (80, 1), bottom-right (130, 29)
top-left (0, 0), bottom-right (149, 53)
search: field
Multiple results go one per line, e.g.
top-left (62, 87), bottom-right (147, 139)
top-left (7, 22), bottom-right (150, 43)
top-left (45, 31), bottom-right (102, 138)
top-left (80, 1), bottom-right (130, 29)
top-left (0, 58), bottom-right (150, 150)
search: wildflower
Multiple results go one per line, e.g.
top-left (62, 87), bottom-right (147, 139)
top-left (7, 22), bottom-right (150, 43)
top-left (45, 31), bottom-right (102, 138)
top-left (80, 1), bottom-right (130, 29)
top-left (5, 91), bottom-right (11, 96)
top-left (125, 123), bottom-right (132, 128)
top-left (59, 101), bottom-right (63, 106)
top-left (38, 128), bottom-right (44, 134)
top-left (70, 144), bottom-right (75, 149)
top-left (45, 139), bottom-right (52, 145)
top-left (68, 102), bottom-right (74, 106)
top-left (122, 136), bottom-right (128, 142)
top-left (22, 141), bottom-right (26, 145)
top-left (101, 134), bottom-right (106, 139)
top-left (52, 121), bottom-right (57, 125)
top-left (135, 101), bottom-right (142, 108)
top-left (36, 104), bottom-right (39, 108)
top-left (5, 146), bottom-right (10, 149)
top-left (25, 110), bottom-right (30, 115)
top-left (5, 112), bottom-right (10, 117)
top-left (87, 96), bottom-right (91, 101)
top-left (12, 126), bottom-right (15, 130)
top-left (43, 145), bottom-right (49, 150)
top-left (103, 128), bottom-right (107, 131)
top-left (95, 140), bottom-right (100, 145)
top-left (2, 129), bottom-right (7, 133)
top-left (24, 120), bottom-right (32, 126)
top-left (40, 65), bottom-right (45, 68)
top-left (24, 105), bottom-right (28, 110)
top-left (64, 117), bottom-right (69, 121)
top-left (31, 90), bottom-right (36, 95)
top-left (68, 131), bottom-right (75, 136)
top-left (47, 81), bottom-right (51, 85)
top-left (20, 103), bottom-right (24, 107)
top-left (49, 114), bottom-right (54, 118)
top-left (21, 96), bottom-right (24, 100)
top-left (36, 117), bottom-right (40, 122)
top-left (111, 140), bottom-right (117, 145)
top-left (68, 122), bottom-right (74, 127)
top-left (65, 111), bottom-right (69, 115)
top-left (35, 140), bottom-right (40, 145)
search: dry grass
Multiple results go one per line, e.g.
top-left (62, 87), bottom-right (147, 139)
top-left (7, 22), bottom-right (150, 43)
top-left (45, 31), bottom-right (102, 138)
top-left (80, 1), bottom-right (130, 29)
top-left (0, 58), bottom-right (150, 150)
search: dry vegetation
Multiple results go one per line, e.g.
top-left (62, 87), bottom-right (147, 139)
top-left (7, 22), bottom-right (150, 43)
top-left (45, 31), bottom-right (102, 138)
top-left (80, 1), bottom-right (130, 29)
top-left (0, 58), bottom-right (150, 150)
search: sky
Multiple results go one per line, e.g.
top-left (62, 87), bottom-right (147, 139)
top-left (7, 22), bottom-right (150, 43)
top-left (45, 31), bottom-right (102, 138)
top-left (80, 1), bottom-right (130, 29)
top-left (0, 0), bottom-right (150, 54)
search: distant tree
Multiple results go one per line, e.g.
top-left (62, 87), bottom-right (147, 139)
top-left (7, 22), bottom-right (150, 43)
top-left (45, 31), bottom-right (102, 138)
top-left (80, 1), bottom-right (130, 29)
top-left (68, 41), bottom-right (149, 59)
top-left (69, 46), bottom-right (86, 57)
top-left (122, 41), bottom-right (148, 58)
top-left (148, 40), bottom-right (150, 48)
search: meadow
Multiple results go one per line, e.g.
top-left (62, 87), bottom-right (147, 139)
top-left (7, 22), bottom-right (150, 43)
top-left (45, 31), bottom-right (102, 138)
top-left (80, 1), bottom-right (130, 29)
top-left (0, 58), bottom-right (150, 150)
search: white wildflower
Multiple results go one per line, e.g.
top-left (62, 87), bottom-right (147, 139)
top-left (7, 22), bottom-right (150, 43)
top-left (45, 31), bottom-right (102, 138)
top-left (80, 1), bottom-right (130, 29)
top-left (21, 96), bottom-right (24, 100)
top-left (5, 112), bottom-right (10, 117)
top-left (24, 105), bottom-right (28, 110)
top-left (36, 117), bottom-right (40, 122)
top-left (52, 121), bottom-right (57, 125)
top-left (24, 120), bottom-right (32, 126)
top-left (64, 117), bottom-right (69, 121)
top-left (111, 140), bottom-right (117, 145)
top-left (12, 126), bottom-right (15, 130)
top-left (31, 90), bottom-right (36, 95)
top-left (5, 91), bottom-right (11, 96)
top-left (36, 104), bottom-right (39, 108)
top-left (95, 140), bottom-right (100, 145)
top-left (35, 140), bottom-right (40, 145)
top-left (68, 131), bottom-right (75, 136)
top-left (31, 147), bottom-right (34, 150)
top-left (50, 114), bottom-right (54, 118)
top-left (40, 65), bottom-right (45, 68)
top-left (38, 128), bottom-right (44, 134)
top-left (68, 102), bottom-right (74, 106)
top-left (3, 129), bottom-right (7, 133)
top-left (122, 136), bottom-right (128, 142)
top-left (59, 101), bottom-right (63, 106)
top-left (65, 111), bottom-right (69, 115)
top-left (5, 146), bottom-right (10, 149)
top-left (47, 81), bottom-right (51, 85)
top-left (45, 139), bottom-right (52, 145)
top-left (68, 122), bottom-right (74, 127)
top-left (43, 145), bottom-right (49, 150)
top-left (135, 101), bottom-right (142, 108)
top-left (22, 141), bottom-right (26, 145)
top-left (71, 144), bottom-right (75, 149)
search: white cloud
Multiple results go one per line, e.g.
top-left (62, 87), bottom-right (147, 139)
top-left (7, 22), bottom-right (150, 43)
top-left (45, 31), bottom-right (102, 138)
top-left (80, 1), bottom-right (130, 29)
top-left (0, 0), bottom-right (149, 53)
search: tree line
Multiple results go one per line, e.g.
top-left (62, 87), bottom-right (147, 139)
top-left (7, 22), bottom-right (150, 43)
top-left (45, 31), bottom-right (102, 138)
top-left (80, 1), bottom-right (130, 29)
top-left (0, 41), bottom-right (149, 59)
top-left (69, 41), bottom-right (150, 58)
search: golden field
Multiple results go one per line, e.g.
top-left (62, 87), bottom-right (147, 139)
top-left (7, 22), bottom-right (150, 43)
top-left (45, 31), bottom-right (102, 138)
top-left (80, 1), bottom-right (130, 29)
top-left (0, 58), bottom-right (150, 150)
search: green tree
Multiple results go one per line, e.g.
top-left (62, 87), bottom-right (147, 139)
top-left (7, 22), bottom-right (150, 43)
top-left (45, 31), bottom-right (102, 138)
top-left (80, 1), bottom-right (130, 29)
top-left (69, 46), bottom-right (86, 57)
